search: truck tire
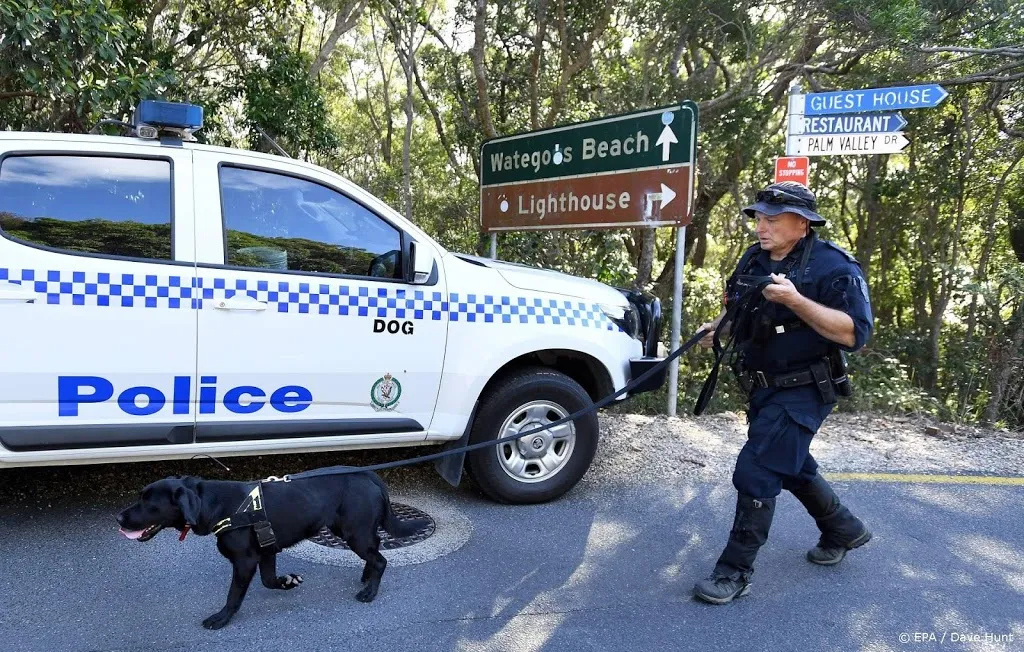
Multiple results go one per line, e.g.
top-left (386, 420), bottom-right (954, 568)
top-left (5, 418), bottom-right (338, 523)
top-left (466, 367), bottom-right (599, 504)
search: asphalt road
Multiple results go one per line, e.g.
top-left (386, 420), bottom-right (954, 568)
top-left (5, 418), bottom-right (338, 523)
top-left (0, 453), bottom-right (1021, 652)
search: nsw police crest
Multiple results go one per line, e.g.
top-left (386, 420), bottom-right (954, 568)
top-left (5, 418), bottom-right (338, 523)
top-left (370, 373), bottom-right (402, 411)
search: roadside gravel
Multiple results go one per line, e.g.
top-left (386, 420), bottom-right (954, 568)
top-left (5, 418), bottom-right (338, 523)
top-left (582, 411), bottom-right (1024, 488)
top-left (2, 410), bottom-right (1020, 512)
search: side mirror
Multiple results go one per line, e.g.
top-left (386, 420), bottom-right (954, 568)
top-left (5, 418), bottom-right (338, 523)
top-left (407, 240), bottom-right (436, 285)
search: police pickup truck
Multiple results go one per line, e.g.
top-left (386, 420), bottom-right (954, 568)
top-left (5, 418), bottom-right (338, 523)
top-left (0, 100), bottom-right (665, 504)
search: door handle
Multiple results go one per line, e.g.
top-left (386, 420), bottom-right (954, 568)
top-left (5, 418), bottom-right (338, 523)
top-left (0, 283), bottom-right (38, 303)
top-left (213, 296), bottom-right (268, 311)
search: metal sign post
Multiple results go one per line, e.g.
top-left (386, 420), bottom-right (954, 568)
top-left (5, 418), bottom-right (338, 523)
top-left (479, 102), bottom-right (700, 417)
top-left (666, 224), bottom-right (686, 417)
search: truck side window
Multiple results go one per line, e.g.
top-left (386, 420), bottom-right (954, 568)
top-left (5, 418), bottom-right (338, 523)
top-left (0, 155), bottom-right (172, 260)
top-left (219, 165), bottom-right (402, 279)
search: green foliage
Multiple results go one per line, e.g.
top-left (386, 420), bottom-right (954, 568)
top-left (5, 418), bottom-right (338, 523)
top-left (840, 346), bottom-right (943, 416)
top-left (0, 214), bottom-right (172, 260)
top-left (0, 0), bottom-right (176, 132)
top-left (227, 231), bottom-right (384, 278)
top-left (237, 42), bottom-right (341, 158)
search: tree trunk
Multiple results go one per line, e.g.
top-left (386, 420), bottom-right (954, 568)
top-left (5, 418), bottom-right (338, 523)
top-left (854, 155), bottom-right (885, 284)
top-left (528, 0), bottom-right (547, 132)
top-left (930, 99), bottom-right (973, 391)
top-left (967, 146), bottom-right (1024, 342)
top-left (985, 305), bottom-right (1024, 425)
top-left (402, 19), bottom-right (414, 222)
top-left (634, 230), bottom-right (656, 290)
top-left (309, 0), bottom-right (369, 78)
top-left (470, 0), bottom-right (497, 139)
top-left (544, 0), bottom-right (614, 128)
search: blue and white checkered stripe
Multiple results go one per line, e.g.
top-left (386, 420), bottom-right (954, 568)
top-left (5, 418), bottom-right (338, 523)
top-left (0, 268), bottom-right (617, 331)
top-left (198, 277), bottom-right (449, 320)
top-left (0, 268), bottom-right (197, 309)
top-left (448, 293), bottom-right (612, 328)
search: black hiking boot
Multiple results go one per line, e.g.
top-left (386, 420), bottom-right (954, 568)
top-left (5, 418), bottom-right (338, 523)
top-left (693, 493), bottom-right (775, 605)
top-left (789, 474), bottom-right (872, 565)
top-left (692, 573), bottom-right (752, 604)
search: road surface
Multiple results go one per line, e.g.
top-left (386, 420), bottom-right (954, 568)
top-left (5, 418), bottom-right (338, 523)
top-left (0, 452), bottom-right (1020, 651)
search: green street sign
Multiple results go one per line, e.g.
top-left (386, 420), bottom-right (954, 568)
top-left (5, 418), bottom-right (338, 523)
top-left (480, 102), bottom-right (698, 232)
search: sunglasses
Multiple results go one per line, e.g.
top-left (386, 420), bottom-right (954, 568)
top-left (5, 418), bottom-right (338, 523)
top-left (756, 188), bottom-right (816, 210)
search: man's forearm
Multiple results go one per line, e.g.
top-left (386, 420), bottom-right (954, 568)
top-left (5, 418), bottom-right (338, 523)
top-left (786, 294), bottom-right (856, 348)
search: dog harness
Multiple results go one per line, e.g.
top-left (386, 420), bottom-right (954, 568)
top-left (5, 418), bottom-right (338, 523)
top-left (210, 481), bottom-right (280, 552)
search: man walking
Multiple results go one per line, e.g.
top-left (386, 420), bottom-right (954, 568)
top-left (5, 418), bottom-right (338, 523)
top-left (693, 181), bottom-right (875, 605)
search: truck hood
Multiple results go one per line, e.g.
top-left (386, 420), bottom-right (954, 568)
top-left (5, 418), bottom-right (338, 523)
top-left (452, 254), bottom-right (628, 306)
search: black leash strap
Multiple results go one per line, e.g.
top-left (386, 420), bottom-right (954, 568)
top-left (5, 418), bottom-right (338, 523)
top-left (278, 327), bottom-right (711, 481)
top-left (693, 275), bottom-right (776, 416)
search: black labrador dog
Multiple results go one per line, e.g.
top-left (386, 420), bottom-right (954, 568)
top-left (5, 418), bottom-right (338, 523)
top-left (116, 467), bottom-right (426, 629)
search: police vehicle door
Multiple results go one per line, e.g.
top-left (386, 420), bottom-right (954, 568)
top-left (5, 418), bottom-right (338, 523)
top-left (190, 151), bottom-right (446, 442)
top-left (0, 142), bottom-right (198, 451)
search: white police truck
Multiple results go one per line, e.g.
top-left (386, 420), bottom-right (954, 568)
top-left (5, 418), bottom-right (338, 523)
top-left (0, 100), bottom-right (665, 504)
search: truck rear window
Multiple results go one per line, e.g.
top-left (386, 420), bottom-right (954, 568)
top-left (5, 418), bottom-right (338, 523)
top-left (0, 154), bottom-right (173, 261)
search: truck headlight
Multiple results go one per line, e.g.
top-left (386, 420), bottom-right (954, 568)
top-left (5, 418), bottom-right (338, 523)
top-left (600, 303), bottom-right (640, 339)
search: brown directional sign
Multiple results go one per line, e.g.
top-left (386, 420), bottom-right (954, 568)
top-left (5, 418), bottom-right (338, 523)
top-left (480, 102), bottom-right (698, 232)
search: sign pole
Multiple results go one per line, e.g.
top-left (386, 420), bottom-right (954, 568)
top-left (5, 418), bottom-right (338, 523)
top-left (489, 233), bottom-right (497, 259)
top-left (787, 80), bottom-right (804, 156)
top-left (666, 225), bottom-right (686, 417)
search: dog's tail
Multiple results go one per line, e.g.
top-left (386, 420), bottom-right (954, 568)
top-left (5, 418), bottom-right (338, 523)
top-left (370, 473), bottom-right (429, 539)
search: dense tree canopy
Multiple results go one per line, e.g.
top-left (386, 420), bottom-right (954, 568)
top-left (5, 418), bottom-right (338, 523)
top-left (2, 0), bottom-right (1022, 427)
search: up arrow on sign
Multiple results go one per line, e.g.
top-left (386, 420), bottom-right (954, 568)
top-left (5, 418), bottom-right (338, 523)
top-left (656, 124), bottom-right (678, 161)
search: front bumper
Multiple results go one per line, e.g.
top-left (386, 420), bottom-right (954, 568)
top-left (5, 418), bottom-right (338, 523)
top-left (628, 356), bottom-right (668, 395)
top-left (620, 289), bottom-right (666, 395)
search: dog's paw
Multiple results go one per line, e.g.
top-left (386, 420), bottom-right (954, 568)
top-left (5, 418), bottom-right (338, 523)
top-left (202, 610), bottom-right (233, 630)
top-left (280, 574), bottom-right (303, 590)
top-left (355, 585), bottom-right (378, 603)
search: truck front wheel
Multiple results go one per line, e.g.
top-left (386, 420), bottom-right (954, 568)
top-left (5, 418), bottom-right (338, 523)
top-left (466, 368), bottom-right (599, 504)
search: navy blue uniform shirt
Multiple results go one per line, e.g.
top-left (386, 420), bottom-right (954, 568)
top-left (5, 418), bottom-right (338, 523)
top-left (725, 233), bottom-right (874, 375)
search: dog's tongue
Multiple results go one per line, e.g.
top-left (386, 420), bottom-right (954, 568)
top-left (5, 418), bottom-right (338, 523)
top-left (119, 528), bottom-right (146, 540)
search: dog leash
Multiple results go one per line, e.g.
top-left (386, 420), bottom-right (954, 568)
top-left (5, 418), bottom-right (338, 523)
top-left (266, 326), bottom-right (710, 480)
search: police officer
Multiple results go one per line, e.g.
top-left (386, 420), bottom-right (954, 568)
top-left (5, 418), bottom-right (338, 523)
top-left (692, 181), bottom-right (874, 605)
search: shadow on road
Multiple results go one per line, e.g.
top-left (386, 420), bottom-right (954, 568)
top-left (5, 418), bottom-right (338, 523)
top-left (1, 450), bottom-right (1022, 651)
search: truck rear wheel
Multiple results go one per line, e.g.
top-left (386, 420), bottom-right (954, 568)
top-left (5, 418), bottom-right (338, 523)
top-left (466, 368), bottom-right (598, 504)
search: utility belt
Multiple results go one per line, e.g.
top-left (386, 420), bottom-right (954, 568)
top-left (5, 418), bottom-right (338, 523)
top-left (731, 347), bottom-right (853, 404)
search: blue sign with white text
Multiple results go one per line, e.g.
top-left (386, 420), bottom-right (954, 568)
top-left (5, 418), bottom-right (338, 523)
top-left (797, 112), bottom-right (907, 135)
top-left (804, 84), bottom-right (947, 116)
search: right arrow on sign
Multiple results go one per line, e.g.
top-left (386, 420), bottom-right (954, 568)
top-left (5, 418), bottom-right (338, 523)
top-left (656, 124), bottom-right (678, 161)
top-left (789, 132), bottom-right (910, 156)
top-left (660, 183), bottom-right (676, 208)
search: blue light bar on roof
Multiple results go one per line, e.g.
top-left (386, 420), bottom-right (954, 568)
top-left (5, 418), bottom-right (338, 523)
top-left (135, 100), bottom-right (204, 130)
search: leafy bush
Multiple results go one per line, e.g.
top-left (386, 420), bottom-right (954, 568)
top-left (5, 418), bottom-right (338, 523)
top-left (838, 347), bottom-right (942, 416)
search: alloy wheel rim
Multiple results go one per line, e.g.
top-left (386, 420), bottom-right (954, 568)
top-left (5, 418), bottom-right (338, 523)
top-left (495, 400), bottom-right (576, 483)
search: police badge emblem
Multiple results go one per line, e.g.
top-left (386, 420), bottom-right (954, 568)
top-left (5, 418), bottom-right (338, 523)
top-left (856, 276), bottom-right (870, 303)
top-left (370, 373), bottom-right (402, 411)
